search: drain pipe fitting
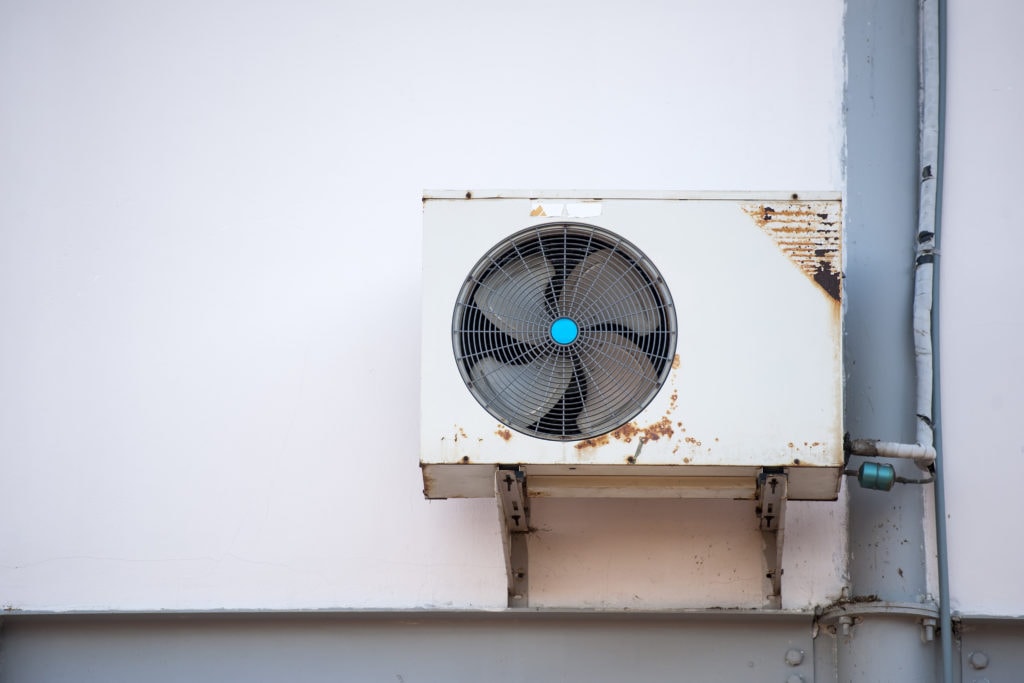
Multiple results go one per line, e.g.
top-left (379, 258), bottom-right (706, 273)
top-left (848, 438), bottom-right (935, 468)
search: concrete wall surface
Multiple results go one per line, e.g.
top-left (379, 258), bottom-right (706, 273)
top-left (940, 0), bottom-right (1024, 617)
top-left (0, 0), bottom-right (847, 612)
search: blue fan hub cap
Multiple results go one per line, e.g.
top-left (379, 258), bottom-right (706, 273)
top-left (550, 317), bottom-right (579, 345)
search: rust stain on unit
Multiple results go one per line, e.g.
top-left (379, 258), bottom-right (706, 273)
top-left (611, 416), bottom-right (675, 444)
top-left (574, 433), bottom-right (611, 450)
top-left (574, 416), bottom-right (675, 450)
top-left (642, 418), bottom-right (673, 441)
top-left (671, 354), bottom-right (681, 370)
top-left (609, 422), bottom-right (640, 443)
top-left (743, 201), bottom-right (842, 302)
top-left (421, 468), bottom-right (437, 496)
top-left (667, 390), bottom-right (679, 412)
top-left (495, 427), bottom-right (512, 442)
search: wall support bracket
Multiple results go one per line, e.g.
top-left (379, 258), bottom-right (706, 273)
top-left (496, 467), bottom-right (529, 608)
top-left (757, 469), bottom-right (788, 609)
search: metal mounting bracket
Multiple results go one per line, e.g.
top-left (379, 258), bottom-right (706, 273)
top-left (496, 467), bottom-right (529, 608)
top-left (756, 468), bottom-right (788, 609)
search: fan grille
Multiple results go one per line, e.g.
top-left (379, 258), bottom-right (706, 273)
top-left (453, 222), bottom-right (677, 441)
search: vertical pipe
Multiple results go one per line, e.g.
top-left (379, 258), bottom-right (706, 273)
top-left (931, 0), bottom-right (953, 679)
top-left (842, 0), bottom-right (936, 679)
top-left (917, 0), bottom-right (953, 679)
top-left (844, 0), bottom-right (924, 602)
top-left (917, 0), bottom-right (939, 457)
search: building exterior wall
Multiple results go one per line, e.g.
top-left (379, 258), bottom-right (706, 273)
top-left (941, 0), bottom-right (1024, 617)
top-left (0, 0), bottom-right (846, 612)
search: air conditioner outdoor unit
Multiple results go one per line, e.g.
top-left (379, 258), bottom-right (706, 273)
top-left (421, 191), bottom-right (843, 502)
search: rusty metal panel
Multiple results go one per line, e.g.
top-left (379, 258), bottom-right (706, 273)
top-left (421, 192), bottom-right (843, 500)
top-left (742, 201), bottom-right (842, 303)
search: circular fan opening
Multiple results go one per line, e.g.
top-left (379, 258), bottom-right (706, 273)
top-left (452, 222), bottom-right (677, 441)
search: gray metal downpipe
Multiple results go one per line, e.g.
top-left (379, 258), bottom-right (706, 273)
top-left (838, 0), bottom-right (943, 679)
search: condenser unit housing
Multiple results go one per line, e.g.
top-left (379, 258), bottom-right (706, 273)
top-left (421, 191), bottom-right (843, 502)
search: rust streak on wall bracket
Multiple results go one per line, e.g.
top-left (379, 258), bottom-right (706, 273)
top-left (742, 201), bottom-right (842, 302)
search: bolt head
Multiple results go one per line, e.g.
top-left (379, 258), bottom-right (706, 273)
top-left (784, 648), bottom-right (805, 666)
top-left (787, 675), bottom-right (805, 683)
top-left (968, 651), bottom-right (989, 670)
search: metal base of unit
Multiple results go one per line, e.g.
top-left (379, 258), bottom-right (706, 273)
top-left (424, 462), bottom-right (841, 501)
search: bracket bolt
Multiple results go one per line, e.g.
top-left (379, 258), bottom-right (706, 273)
top-left (784, 649), bottom-right (804, 666)
top-left (921, 617), bottom-right (936, 642)
top-left (838, 615), bottom-right (854, 637)
top-left (786, 675), bottom-right (805, 683)
top-left (968, 651), bottom-right (989, 670)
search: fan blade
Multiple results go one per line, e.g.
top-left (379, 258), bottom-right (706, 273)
top-left (576, 332), bottom-right (659, 434)
top-left (560, 249), bottom-right (659, 333)
top-left (474, 252), bottom-right (554, 344)
top-left (471, 353), bottom-right (572, 425)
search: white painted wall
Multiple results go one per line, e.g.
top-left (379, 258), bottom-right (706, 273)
top-left (0, 0), bottom-right (846, 611)
top-left (941, 0), bottom-right (1024, 616)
